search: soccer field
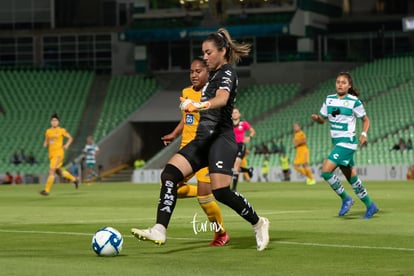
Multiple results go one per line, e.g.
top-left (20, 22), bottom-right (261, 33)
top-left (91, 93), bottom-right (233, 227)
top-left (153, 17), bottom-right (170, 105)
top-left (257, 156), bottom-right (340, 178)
top-left (1, 181), bottom-right (413, 276)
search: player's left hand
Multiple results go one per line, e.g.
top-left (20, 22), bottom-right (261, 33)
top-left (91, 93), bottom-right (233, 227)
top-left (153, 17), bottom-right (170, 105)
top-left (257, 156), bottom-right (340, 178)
top-left (359, 135), bottom-right (367, 147)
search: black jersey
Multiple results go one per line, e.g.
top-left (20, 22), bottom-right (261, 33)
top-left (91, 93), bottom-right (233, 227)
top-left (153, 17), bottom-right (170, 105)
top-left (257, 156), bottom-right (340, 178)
top-left (198, 63), bottom-right (237, 135)
top-left (179, 63), bottom-right (238, 175)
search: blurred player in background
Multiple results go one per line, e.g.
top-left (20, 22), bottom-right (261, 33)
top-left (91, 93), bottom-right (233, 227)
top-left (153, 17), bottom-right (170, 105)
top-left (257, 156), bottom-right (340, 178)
top-left (160, 57), bottom-right (229, 246)
top-left (231, 107), bottom-right (255, 191)
top-left (293, 122), bottom-right (315, 185)
top-left (240, 154), bottom-right (251, 181)
top-left (311, 71), bottom-right (378, 219)
top-left (40, 113), bottom-right (78, 196)
top-left (82, 135), bottom-right (100, 183)
top-left (280, 152), bottom-right (291, 181)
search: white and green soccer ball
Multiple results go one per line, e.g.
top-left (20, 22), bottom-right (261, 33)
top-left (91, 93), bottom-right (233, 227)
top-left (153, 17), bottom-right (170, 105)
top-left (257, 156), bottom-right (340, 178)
top-left (92, 227), bottom-right (123, 256)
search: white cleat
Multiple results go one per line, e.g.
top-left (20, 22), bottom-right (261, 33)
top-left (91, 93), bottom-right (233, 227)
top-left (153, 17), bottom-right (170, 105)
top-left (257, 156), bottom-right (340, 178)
top-left (131, 224), bottom-right (166, 246)
top-left (254, 217), bottom-right (270, 251)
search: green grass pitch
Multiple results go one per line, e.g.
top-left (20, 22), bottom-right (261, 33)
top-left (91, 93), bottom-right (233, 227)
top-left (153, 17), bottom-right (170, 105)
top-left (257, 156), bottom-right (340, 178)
top-left (1, 180), bottom-right (414, 275)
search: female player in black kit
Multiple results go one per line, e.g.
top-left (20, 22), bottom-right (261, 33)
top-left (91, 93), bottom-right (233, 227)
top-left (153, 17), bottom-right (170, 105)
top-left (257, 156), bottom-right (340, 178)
top-left (131, 28), bottom-right (269, 251)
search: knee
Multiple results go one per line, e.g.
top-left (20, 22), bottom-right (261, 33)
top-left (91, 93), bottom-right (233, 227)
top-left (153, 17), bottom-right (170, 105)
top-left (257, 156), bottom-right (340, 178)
top-left (161, 164), bottom-right (184, 184)
top-left (55, 168), bottom-right (62, 176)
top-left (321, 171), bottom-right (333, 180)
top-left (212, 187), bottom-right (231, 203)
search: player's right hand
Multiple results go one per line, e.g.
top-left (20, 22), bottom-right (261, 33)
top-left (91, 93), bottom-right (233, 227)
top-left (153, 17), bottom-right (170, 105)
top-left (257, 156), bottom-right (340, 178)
top-left (161, 134), bottom-right (175, 146)
top-left (179, 97), bottom-right (210, 112)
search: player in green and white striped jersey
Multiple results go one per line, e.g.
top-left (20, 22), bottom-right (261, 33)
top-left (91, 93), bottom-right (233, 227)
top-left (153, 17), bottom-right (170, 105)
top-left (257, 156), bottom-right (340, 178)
top-left (311, 72), bottom-right (379, 219)
top-left (82, 135), bottom-right (100, 183)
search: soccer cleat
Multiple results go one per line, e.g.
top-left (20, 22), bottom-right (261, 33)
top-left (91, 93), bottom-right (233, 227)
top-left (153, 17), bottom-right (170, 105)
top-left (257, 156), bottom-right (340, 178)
top-left (131, 226), bottom-right (166, 246)
top-left (338, 196), bottom-right (354, 216)
top-left (209, 231), bottom-right (230, 246)
top-left (74, 180), bottom-right (79, 189)
top-left (363, 202), bottom-right (379, 219)
top-left (39, 190), bottom-right (49, 196)
top-left (253, 217), bottom-right (270, 251)
top-left (248, 167), bottom-right (254, 178)
top-left (306, 178), bottom-right (316, 185)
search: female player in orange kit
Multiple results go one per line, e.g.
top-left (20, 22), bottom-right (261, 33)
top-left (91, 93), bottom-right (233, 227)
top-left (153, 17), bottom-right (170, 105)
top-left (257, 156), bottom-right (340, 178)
top-left (40, 113), bottom-right (78, 196)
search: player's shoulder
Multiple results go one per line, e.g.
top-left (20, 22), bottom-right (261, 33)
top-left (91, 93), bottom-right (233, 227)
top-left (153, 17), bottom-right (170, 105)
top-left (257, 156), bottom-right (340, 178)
top-left (182, 86), bottom-right (201, 101)
top-left (241, 120), bottom-right (250, 127)
top-left (345, 94), bottom-right (359, 101)
top-left (218, 64), bottom-right (236, 78)
top-left (182, 85), bottom-right (193, 94)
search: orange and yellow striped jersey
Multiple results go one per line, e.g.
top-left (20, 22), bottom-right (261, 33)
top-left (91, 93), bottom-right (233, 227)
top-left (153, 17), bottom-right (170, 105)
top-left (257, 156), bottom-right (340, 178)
top-left (180, 86), bottom-right (202, 148)
top-left (45, 127), bottom-right (69, 154)
top-left (293, 130), bottom-right (308, 150)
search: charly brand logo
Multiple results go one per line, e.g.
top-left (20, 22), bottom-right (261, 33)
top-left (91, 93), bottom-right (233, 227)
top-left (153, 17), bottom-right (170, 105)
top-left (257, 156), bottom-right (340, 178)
top-left (191, 213), bottom-right (224, 234)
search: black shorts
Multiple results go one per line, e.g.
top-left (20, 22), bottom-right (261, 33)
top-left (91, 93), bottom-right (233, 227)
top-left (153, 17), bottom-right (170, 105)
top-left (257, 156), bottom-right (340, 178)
top-left (178, 127), bottom-right (237, 176)
top-left (236, 143), bottom-right (247, 159)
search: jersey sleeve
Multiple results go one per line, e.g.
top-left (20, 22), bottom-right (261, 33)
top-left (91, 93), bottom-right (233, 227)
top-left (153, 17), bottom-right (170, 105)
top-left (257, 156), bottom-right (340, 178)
top-left (243, 121), bottom-right (252, 131)
top-left (217, 69), bottom-right (235, 92)
top-left (61, 128), bottom-right (69, 137)
top-left (353, 99), bottom-right (366, 118)
top-left (320, 100), bottom-right (328, 118)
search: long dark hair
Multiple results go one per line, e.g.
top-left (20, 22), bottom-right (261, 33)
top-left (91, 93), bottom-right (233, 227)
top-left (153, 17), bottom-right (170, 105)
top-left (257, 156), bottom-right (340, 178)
top-left (337, 72), bottom-right (359, 97)
top-left (204, 28), bottom-right (251, 64)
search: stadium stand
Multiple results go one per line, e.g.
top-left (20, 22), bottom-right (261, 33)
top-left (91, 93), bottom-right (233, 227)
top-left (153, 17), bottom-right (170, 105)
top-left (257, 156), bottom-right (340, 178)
top-left (235, 83), bottom-right (301, 121)
top-left (93, 75), bottom-right (158, 143)
top-left (245, 56), bottom-right (414, 167)
top-left (0, 69), bottom-right (94, 176)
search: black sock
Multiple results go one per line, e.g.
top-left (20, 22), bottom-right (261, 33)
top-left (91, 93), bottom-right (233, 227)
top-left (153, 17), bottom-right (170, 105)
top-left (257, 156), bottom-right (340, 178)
top-left (156, 164), bottom-right (184, 228)
top-left (232, 172), bottom-right (239, 190)
top-left (213, 186), bottom-right (259, 225)
top-left (240, 167), bottom-right (249, 172)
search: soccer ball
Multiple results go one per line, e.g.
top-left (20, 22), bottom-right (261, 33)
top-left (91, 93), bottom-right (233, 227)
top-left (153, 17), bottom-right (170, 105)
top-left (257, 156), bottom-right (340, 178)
top-left (92, 227), bottom-right (123, 256)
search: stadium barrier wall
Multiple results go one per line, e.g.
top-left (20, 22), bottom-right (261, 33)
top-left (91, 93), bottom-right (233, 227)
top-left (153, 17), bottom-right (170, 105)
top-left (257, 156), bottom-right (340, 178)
top-left (132, 164), bottom-right (410, 183)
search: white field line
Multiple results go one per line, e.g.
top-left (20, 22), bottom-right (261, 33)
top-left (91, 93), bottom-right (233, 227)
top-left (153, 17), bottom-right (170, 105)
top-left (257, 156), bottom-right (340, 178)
top-left (0, 229), bottom-right (413, 252)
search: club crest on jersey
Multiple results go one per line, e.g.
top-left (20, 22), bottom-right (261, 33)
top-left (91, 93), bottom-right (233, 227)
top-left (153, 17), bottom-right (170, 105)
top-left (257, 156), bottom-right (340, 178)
top-left (185, 114), bottom-right (195, 125)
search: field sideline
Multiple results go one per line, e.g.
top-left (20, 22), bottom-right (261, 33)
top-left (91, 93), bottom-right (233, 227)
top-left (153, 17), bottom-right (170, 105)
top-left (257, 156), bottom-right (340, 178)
top-left (1, 181), bottom-right (414, 275)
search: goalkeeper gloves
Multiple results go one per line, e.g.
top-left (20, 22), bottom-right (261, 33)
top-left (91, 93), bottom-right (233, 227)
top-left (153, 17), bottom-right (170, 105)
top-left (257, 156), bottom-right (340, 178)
top-left (179, 97), bottom-right (211, 112)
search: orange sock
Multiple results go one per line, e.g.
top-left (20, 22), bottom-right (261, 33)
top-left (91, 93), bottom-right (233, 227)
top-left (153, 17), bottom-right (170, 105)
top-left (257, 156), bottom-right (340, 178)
top-left (177, 183), bottom-right (197, 198)
top-left (61, 170), bottom-right (76, 182)
top-left (305, 168), bottom-right (314, 180)
top-left (198, 194), bottom-right (225, 234)
top-left (295, 167), bottom-right (307, 176)
top-left (45, 175), bottom-right (55, 193)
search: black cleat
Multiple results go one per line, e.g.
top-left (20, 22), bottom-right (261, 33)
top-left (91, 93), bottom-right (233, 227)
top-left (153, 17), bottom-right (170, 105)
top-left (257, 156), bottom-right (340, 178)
top-left (39, 190), bottom-right (49, 196)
